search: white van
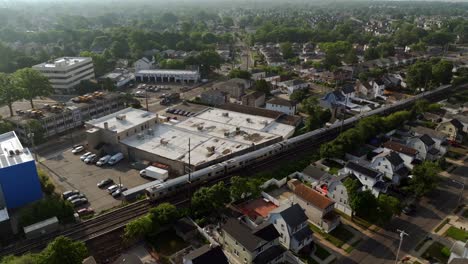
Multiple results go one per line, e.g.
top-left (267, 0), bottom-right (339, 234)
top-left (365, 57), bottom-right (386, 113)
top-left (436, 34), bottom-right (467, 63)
top-left (96, 155), bottom-right (111, 166)
top-left (139, 166), bottom-right (168, 181)
top-left (107, 153), bottom-right (124, 165)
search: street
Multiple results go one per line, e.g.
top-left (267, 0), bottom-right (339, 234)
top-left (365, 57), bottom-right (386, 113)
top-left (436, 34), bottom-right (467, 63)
top-left (338, 162), bottom-right (467, 264)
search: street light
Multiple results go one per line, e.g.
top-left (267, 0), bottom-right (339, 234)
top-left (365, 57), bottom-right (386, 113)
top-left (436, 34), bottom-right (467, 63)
top-left (395, 229), bottom-right (409, 264)
top-left (27, 132), bottom-right (38, 161)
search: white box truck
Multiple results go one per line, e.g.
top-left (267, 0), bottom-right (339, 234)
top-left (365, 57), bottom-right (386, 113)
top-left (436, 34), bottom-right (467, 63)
top-left (108, 153), bottom-right (124, 165)
top-left (140, 166), bottom-right (168, 181)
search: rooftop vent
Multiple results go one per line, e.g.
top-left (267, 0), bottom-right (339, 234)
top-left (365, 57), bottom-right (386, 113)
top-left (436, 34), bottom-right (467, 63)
top-left (116, 115), bottom-right (126, 121)
top-left (222, 112), bottom-right (229, 117)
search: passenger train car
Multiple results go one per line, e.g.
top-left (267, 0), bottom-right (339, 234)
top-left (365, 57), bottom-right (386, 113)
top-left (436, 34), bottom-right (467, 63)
top-left (124, 84), bottom-right (455, 201)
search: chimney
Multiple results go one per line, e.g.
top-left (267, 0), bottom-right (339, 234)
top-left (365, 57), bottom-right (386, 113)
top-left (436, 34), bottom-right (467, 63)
top-left (104, 122), bottom-right (108, 130)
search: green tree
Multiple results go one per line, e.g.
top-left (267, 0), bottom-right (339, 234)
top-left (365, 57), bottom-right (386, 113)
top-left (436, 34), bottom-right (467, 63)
top-left (229, 69), bottom-right (251, 80)
top-left (290, 89), bottom-right (309, 102)
top-left (322, 52), bottom-right (341, 70)
top-left (13, 68), bottom-right (53, 109)
top-left (364, 47), bottom-right (380, 60)
top-left (406, 61), bottom-right (432, 90)
top-left (0, 73), bottom-right (22, 116)
top-left (344, 49), bottom-right (358, 64)
top-left (109, 40), bottom-right (130, 58)
top-left (0, 254), bottom-right (39, 264)
top-left (253, 79), bottom-right (270, 95)
top-left (432, 60), bottom-right (453, 85)
top-left (79, 51), bottom-right (114, 77)
top-left (149, 202), bottom-right (179, 226)
top-left (38, 169), bottom-right (55, 195)
top-left (124, 214), bottom-right (154, 242)
top-left (280, 42), bottom-right (294, 60)
top-left (377, 194), bottom-right (401, 224)
top-left (424, 31), bottom-right (455, 46)
top-left (0, 120), bottom-right (14, 134)
top-left (407, 161), bottom-right (441, 197)
top-left (27, 119), bottom-right (45, 144)
top-left (377, 42), bottom-right (395, 58)
top-left (18, 195), bottom-right (74, 228)
top-left (191, 182), bottom-right (230, 217)
top-left (38, 236), bottom-right (88, 264)
top-left (230, 176), bottom-right (249, 201)
top-left (409, 41), bottom-right (427, 52)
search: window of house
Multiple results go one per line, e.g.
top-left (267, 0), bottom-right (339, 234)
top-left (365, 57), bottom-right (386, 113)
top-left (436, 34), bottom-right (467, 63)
top-left (117, 136), bottom-right (120, 140)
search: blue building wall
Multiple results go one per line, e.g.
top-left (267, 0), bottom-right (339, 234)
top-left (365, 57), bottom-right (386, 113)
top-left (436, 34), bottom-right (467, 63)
top-left (0, 160), bottom-right (43, 209)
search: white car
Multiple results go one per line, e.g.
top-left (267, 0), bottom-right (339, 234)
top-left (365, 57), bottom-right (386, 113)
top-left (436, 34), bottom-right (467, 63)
top-left (80, 152), bottom-right (93, 161)
top-left (84, 154), bottom-right (97, 164)
top-left (72, 146), bottom-right (84, 154)
top-left (96, 155), bottom-right (111, 166)
top-left (107, 184), bottom-right (123, 194)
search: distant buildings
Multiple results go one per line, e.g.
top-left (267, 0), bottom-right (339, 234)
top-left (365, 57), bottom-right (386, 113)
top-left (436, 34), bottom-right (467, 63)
top-left (213, 78), bottom-right (252, 100)
top-left (99, 69), bottom-right (135, 89)
top-left (242, 91), bottom-right (266, 108)
top-left (134, 57), bottom-right (155, 72)
top-left (135, 69), bottom-right (200, 84)
top-left (33, 57), bottom-right (95, 94)
top-left (200, 90), bottom-right (229, 106)
top-left (266, 98), bottom-right (297, 116)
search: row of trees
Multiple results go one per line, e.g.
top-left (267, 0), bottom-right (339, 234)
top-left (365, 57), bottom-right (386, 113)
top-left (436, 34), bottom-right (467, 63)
top-left (0, 68), bottom-right (53, 116)
top-left (406, 59), bottom-right (454, 90)
top-left (320, 110), bottom-right (413, 159)
top-left (1, 236), bottom-right (88, 264)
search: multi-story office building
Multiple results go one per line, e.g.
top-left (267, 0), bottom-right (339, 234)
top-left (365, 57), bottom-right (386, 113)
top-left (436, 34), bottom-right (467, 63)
top-left (33, 57), bottom-right (95, 94)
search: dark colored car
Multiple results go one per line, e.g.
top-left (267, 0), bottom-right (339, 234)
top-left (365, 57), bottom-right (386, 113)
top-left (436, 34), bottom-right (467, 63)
top-left (97, 178), bottom-right (114, 188)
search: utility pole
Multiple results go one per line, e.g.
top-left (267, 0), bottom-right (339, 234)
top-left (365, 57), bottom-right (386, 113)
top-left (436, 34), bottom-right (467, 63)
top-left (145, 90), bottom-right (149, 111)
top-left (187, 138), bottom-right (192, 206)
top-left (395, 229), bottom-right (409, 264)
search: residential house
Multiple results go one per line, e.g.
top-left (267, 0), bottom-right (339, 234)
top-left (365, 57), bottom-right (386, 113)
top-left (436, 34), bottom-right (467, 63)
top-left (221, 217), bottom-right (286, 264)
top-left (409, 126), bottom-right (447, 152)
top-left (436, 119), bottom-right (465, 142)
top-left (134, 57), bottom-right (154, 72)
top-left (264, 73), bottom-right (281, 84)
top-left (448, 240), bottom-right (468, 264)
top-left (343, 161), bottom-right (389, 197)
top-left (242, 91), bottom-right (266, 108)
top-left (407, 134), bottom-right (441, 161)
top-left (382, 141), bottom-right (418, 169)
top-left (174, 217), bottom-right (198, 242)
top-left (278, 80), bottom-right (308, 95)
top-left (268, 204), bottom-right (313, 253)
top-left (355, 79), bottom-right (386, 99)
top-left (183, 245), bottom-right (229, 264)
top-left (213, 78), bottom-right (252, 100)
top-left (200, 90), bottom-right (228, 106)
top-left (266, 98), bottom-right (297, 116)
top-left (287, 179), bottom-right (340, 233)
top-left (251, 70), bottom-right (267, 81)
top-left (371, 151), bottom-right (409, 185)
top-left (342, 84), bottom-right (356, 98)
top-left (443, 114), bottom-right (468, 133)
top-left (319, 91), bottom-right (345, 110)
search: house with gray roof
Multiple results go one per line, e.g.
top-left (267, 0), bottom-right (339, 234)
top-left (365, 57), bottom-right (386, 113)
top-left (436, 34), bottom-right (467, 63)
top-left (343, 160), bottom-right (389, 197)
top-left (371, 151), bottom-right (409, 185)
top-left (221, 217), bottom-right (286, 264)
top-left (407, 134), bottom-right (441, 161)
top-left (183, 245), bottom-right (229, 264)
top-left (268, 204), bottom-right (313, 253)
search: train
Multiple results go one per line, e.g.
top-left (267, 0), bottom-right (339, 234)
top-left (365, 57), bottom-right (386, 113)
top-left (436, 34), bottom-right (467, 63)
top-left (122, 84), bottom-right (455, 202)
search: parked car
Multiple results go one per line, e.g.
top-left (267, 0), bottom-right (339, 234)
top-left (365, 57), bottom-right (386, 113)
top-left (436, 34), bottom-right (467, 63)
top-left (67, 193), bottom-right (86, 202)
top-left (84, 154), bottom-right (97, 164)
top-left (97, 178), bottom-right (114, 188)
top-left (112, 187), bottom-right (128, 198)
top-left (62, 190), bottom-right (79, 200)
top-left (77, 207), bottom-right (94, 216)
top-left (80, 152), bottom-right (93, 161)
top-left (96, 155), bottom-right (111, 166)
top-left (108, 153), bottom-right (124, 165)
top-left (71, 198), bottom-right (88, 207)
top-left (72, 145), bottom-right (84, 154)
top-left (107, 184), bottom-right (123, 193)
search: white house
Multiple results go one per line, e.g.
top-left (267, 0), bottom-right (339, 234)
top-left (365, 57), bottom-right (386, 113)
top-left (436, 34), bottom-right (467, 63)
top-left (134, 57), bottom-right (154, 72)
top-left (268, 204), bottom-right (313, 253)
top-left (371, 151), bottom-right (409, 185)
top-left (406, 134), bottom-right (441, 161)
top-left (342, 160), bottom-right (389, 197)
top-left (278, 79), bottom-right (308, 95)
top-left (382, 141), bottom-right (418, 169)
top-left (266, 98), bottom-right (297, 115)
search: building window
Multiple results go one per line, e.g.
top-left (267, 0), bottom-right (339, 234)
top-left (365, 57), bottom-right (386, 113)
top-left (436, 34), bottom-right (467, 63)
top-left (117, 136), bottom-right (120, 140)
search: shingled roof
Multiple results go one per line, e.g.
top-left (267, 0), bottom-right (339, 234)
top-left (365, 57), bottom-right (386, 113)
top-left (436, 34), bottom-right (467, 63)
top-left (345, 161), bottom-right (381, 179)
top-left (222, 218), bottom-right (280, 252)
top-left (293, 183), bottom-right (334, 210)
top-left (383, 141), bottom-right (418, 156)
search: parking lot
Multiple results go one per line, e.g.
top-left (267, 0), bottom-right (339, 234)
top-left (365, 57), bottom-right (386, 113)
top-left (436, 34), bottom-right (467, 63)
top-left (39, 146), bottom-right (151, 213)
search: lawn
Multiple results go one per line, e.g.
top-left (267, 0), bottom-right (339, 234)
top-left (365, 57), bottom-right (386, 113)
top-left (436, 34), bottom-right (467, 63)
top-left (422, 242), bottom-right (450, 264)
top-left (309, 224), bottom-right (354, 248)
top-left (445, 226), bottom-right (468, 241)
top-left (314, 244), bottom-right (331, 260)
top-left (147, 228), bottom-right (189, 256)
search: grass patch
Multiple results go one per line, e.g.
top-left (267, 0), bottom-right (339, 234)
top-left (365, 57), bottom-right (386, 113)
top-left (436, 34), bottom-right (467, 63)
top-left (147, 228), bottom-right (189, 256)
top-left (314, 244), bottom-right (331, 260)
top-left (434, 218), bottom-right (449, 233)
top-left (445, 226), bottom-right (468, 241)
top-left (422, 242), bottom-right (449, 264)
top-left (309, 224), bottom-right (353, 248)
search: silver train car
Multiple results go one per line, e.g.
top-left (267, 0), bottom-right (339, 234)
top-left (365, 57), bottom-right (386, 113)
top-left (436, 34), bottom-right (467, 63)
top-left (138, 84), bottom-right (454, 201)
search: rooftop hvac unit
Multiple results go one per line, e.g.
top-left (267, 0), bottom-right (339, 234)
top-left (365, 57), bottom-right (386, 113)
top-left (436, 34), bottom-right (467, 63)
top-left (160, 138), bottom-right (168, 145)
top-left (8, 150), bottom-right (14, 156)
top-left (206, 146), bottom-right (215, 153)
top-left (261, 120), bottom-right (269, 125)
top-left (116, 115), bottom-right (126, 121)
top-left (222, 112), bottom-right (229, 117)
top-left (147, 129), bottom-right (154, 135)
top-left (15, 149), bottom-right (21, 155)
top-left (246, 118), bottom-right (251, 123)
top-left (137, 133), bottom-right (144, 140)
top-left (197, 125), bottom-right (203, 131)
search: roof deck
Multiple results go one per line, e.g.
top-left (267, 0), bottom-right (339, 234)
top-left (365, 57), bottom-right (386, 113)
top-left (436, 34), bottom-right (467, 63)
top-left (86, 108), bottom-right (156, 134)
top-left (0, 131), bottom-right (33, 169)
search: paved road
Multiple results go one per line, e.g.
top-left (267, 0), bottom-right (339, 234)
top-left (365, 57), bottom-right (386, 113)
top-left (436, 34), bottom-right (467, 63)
top-left (338, 167), bottom-right (467, 264)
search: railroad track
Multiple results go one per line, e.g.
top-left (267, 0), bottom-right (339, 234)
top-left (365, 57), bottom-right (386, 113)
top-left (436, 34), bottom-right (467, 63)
top-left (1, 84), bottom-right (464, 257)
